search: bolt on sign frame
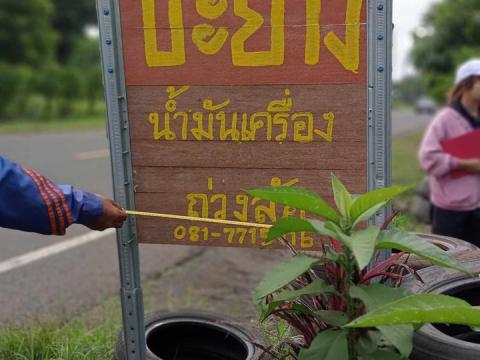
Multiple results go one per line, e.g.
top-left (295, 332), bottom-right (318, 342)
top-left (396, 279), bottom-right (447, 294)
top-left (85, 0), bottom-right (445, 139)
top-left (96, 0), bottom-right (393, 358)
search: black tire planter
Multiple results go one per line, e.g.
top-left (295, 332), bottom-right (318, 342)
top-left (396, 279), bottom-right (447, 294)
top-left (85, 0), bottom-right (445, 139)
top-left (115, 310), bottom-right (271, 360)
top-left (403, 264), bottom-right (480, 360)
top-left (401, 233), bottom-right (479, 271)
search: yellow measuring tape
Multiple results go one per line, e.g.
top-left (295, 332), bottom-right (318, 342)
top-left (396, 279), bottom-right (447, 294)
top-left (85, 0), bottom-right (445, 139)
top-left (126, 210), bottom-right (272, 229)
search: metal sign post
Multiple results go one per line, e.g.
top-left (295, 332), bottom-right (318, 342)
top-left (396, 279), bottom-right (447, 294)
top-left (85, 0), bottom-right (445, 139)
top-left (369, 0), bottom-right (393, 206)
top-left (96, 1), bottom-right (145, 359)
top-left (368, 0), bottom-right (393, 261)
top-left (96, 1), bottom-right (393, 359)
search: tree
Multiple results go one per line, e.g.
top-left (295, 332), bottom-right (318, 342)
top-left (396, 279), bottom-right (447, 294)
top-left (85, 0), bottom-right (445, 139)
top-left (33, 62), bottom-right (64, 118)
top-left (68, 38), bottom-right (103, 113)
top-left (0, 0), bottom-right (56, 118)
top-left (411, 0), bottom-right (480, 102)
top-left (51, 0), bottom-right (97, 62)
top-left (0, 0), bottom-right (57, 66)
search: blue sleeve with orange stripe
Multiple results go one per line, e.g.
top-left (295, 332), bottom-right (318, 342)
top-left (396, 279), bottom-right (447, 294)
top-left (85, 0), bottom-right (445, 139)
top-left (0, 156), bottom-right (103, 235)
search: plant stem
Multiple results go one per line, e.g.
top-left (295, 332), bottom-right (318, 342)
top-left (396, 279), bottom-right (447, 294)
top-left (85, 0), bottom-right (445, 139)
top-left (344, 250), bottom-right (357, 360)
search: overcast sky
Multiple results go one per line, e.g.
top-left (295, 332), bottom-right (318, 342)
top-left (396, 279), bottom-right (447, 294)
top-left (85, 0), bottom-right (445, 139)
top-left (392, 0), bottom-right (440, 80)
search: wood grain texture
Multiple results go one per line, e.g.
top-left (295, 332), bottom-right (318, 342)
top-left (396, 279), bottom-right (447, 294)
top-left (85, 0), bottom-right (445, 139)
top-left (133, 170), bottom-right (365, 249)
top-left (126, 83), bottom-right (368, 247)
top-left (130, 140), bottom-right (366, 169)
top-left (118, 1), bottom-right (370, 249)
top-left (134, 185), bottom-right (345, 250)
top-left (121, 0), bottom-right (367, 27)
top-left (120, 0), bottom-right (367, 85)
top-left (133, 168), bottom-right (366, 194)
top-left (127, 84), bottom-right (366, 143)
top-left (126, 85), bottom-right (367, 113)
top-left (135, 217), bottom-right (326, 250)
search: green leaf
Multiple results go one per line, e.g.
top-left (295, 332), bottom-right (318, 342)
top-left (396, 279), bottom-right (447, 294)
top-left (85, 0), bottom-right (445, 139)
top-left (260, 279), bottom-right (338, 320)
top-left (274, 279), bottom-right (338, 303)
top-left (259, 301), bottom-right (278, 322)
top-left (327, 224), bottom-right (380, 270)
top-left (376, 229), bottom-right (470, 273)
top-left (351, 201), bottom-right (387, 229)
top-left (260, 301), bottom-right (347, 327)
top-left (266, 217), bottom-right (315, 243)
top-left (246, 186), bottom-right (340, 222)
top-left (376, 325), bottom-right (413, 358)
top-left (314, 310), bottom-right (350, 327)
top-left (350, 284), bottom-right (413, 358)
top-left (299, 330), bottom-right (349, 360)
top-left (259, 302), bottom-right (312, 322)
top-left (356, 332), bottom-right (407, 360)
top-left (309, 219), bottom-right (339, 238)
top-left (276, 319), bottom-right (288, 338)
top-left (355, 331), bottom-right (389, 357)
top-left (254, 254), bottom-right (319, 300)
top-left (359, 349), bottom-right (405, 360)
top-left (266, 217), bottom-right (316, 243)
top-left (346, 294), bottom-right (480, 328)
top-left (325, 221), bottom-right (350, 242)
top-left (331, 174), bottom-right (352, 219)
top-left (355, 331), bottom-right (382, 357)
top-left (350, 284), bottom-right (411, 310)
top-left (350, 227), bottom-right (381, 270)
top-left (350, 186), bottom-right (408, 224)
top-left (265, 217), bottom-right (339, 244)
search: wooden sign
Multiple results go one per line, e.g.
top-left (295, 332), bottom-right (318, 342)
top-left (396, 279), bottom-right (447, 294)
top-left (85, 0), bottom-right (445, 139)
top-left (120, 0), bottom-right (367, 250)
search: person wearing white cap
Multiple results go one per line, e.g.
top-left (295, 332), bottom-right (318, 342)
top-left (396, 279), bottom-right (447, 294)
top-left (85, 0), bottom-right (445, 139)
top-left (418, 58), bottom-right (480, 245)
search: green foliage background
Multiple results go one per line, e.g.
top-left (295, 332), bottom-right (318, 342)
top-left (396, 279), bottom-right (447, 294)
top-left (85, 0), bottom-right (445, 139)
top-left (0, 0), bottom-right (102, 120)
top-left (411, 0), bottom-right (480, 103)
top-left (3, 0), bottom-right (480, 120)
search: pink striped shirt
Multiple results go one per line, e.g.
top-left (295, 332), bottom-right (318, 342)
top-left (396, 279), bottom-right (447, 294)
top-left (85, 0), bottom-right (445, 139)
top-left (418, 107), bottom-right (480, 211)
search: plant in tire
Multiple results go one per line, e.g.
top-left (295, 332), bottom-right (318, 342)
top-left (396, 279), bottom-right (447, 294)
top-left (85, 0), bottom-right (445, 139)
top-left (247, 174), bottom-right (480, 360)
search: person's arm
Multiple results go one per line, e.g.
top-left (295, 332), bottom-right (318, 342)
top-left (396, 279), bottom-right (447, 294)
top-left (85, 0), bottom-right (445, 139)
top-left (0, 156), bottom-right (126, 235)
top-left (418, 112), bottom-right (459, 178)
top-left (456, 158), bottom-right (480, 174)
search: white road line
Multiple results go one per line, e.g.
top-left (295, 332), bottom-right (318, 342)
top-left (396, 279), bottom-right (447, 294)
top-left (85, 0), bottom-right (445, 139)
top-left (74, 149), bottom-right (110, 160)
top-left (0, 229), bottom-right (115, 275)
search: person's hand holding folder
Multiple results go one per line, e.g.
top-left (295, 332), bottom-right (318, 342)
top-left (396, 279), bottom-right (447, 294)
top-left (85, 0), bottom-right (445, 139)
top-left (441, 129), bottom-right (480, 178)
top-left (457, 158), bottom-right (480, 174)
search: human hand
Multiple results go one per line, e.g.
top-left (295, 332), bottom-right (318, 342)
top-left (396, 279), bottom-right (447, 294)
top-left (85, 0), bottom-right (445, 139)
top-left (85, 195), bottom-right (127, 231)
top-left (458, 158), bottom-right (480, 174)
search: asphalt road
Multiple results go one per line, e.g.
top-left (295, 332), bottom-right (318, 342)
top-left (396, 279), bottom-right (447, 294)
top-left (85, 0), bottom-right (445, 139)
top-left (392, 110), bottom-right (432, 137)
top-left (0, 130), bottom-right (199, 324)
top-left (0, 110), bottom-right (432, 324)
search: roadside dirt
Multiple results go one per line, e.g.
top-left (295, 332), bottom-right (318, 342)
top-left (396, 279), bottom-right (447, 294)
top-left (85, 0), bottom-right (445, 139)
top-left (141, 244), bottom-right (480, 324)
top-left (143, 246), bottom-right (290, 323)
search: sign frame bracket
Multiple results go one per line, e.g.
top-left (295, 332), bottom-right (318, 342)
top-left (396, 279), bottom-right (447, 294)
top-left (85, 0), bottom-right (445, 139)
top-left (367, 0), bottom-right (393, 261)
top-left (95, 0), bottom-right (394, 358)
top-left (96, 1), bottom-right (146, 359)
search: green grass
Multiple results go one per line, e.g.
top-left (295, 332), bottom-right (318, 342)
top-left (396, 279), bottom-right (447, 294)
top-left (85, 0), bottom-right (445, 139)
top-left (392, 101), bottom-right (414, 112)
top-left (0, 298), bottom-right (121, 360)
top-left (0, 115), bottom-right (106, 134)
top-left (392, 131), bottom-right (429, 232)
top-left (0, 258), bottom-right (206, 359)
top-left (392, 131), bottom-right (425, 186)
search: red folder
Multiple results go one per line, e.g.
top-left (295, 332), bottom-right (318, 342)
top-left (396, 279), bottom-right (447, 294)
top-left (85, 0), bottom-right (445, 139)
top-left (440, 129), bottom-right (480, 178)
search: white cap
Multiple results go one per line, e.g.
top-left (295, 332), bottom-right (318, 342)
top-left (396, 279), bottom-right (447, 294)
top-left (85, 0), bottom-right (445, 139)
top-left (455, 59), bottom-right (480, 85)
